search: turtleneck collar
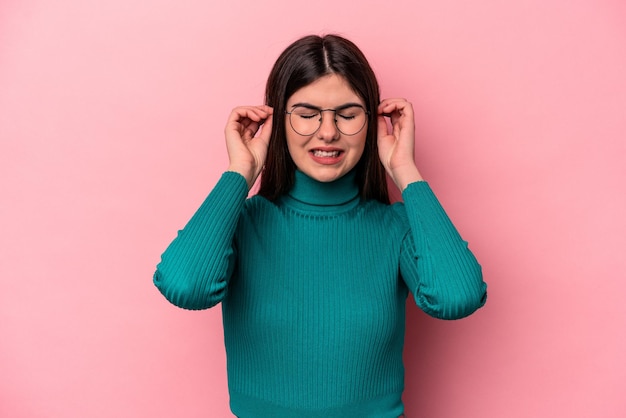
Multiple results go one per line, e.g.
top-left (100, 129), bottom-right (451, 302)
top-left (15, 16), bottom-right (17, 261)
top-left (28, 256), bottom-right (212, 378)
top-left (280, 170), bottom-right (361, 213)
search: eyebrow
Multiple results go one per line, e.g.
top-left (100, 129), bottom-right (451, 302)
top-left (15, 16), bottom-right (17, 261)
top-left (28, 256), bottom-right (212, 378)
top-left (289, 102), bottom-right (365, 111)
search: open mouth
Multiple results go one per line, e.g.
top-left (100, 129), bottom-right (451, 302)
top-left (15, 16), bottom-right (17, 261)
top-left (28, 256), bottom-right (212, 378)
top-left (311, 149), bottom-right (342, 158)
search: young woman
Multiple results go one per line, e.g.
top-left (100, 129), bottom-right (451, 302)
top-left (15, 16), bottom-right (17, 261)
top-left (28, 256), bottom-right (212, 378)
top-left (154, 34), bottom-right (487, 418)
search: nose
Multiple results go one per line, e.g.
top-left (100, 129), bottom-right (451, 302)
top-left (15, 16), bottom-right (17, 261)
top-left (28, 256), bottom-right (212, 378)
top-left (316, 110), bottom-right (339, 142)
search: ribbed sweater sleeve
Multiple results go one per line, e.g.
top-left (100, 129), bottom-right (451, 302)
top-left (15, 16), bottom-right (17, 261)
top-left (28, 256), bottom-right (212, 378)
top-left (398, 181), bottom-right (487, 319)
top-left (153, 172), bottom-right (248, 310)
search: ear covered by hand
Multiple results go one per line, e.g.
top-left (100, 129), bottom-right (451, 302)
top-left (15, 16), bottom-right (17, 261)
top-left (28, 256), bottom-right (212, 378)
top-left (225, 105), bottom-right (274, 189)
top-left (377, 98), bottom-right (423, 191)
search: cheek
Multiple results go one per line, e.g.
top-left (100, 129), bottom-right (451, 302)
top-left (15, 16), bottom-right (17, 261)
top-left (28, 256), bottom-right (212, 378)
top-left (350, 135), bottom-right (367, 160)
top-left (285, 132), bottom-right (305, 160)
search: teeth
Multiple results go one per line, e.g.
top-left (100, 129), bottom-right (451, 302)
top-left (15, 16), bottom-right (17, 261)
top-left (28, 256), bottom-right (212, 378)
top-left (313, 150), bottom-right (340, 157)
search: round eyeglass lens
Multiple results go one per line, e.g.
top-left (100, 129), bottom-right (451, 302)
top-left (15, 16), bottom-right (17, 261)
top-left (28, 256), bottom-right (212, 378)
top-left (288, 106), bottom-right (367, 136)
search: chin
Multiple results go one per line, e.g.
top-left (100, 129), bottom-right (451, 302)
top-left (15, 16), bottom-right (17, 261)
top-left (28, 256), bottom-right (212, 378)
top-left (306, 168), bottom-right (348, 183)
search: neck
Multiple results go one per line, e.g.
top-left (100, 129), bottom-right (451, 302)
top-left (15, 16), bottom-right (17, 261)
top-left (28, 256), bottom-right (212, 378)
top-left (280, 170), bottom-right (360, 213)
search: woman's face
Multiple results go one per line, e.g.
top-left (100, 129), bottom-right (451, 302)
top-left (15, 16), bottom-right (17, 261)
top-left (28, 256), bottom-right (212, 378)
top-left (285, 74), bottom-right (367, 183)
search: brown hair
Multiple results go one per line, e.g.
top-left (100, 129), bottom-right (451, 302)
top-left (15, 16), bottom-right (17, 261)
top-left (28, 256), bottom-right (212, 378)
top-left (258, 34), bottom-right (389, 204)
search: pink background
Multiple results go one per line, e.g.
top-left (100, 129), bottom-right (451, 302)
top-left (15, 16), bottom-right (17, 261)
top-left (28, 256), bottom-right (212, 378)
top-left (2, 0), bottom-right (625, 417)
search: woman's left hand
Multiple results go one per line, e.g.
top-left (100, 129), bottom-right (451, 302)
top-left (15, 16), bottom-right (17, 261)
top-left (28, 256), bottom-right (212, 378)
top-left (377, 98), bottom-right (423, 191)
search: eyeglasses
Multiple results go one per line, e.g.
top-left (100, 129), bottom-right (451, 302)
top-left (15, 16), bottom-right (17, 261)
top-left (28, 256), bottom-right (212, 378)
top-left (286, 104), bottom-right (369, 136)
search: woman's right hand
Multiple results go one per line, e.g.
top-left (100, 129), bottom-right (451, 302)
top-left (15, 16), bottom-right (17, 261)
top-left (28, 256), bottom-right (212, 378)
top-left (224, 105), bottom-right (273, 189)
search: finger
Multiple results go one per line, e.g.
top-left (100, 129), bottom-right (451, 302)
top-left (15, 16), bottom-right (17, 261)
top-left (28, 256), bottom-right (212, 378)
top-left (243, 124), bottom-right (260, 141)
top-left (247, 107), bottom-right (274, 139)
top-left (378, 100), bottom-right (414, 130)
top-left (257, 113), bottom-right (274, 144)
top-left (377, 114), bottom-right (390, 139)
top-left (229, 106), bottom-right (272, 125)
top-left (378, 98), bottom-right (406, 110)
top-left (245, 106), bottom-right (275, 137)
top-left (257, 105), bottom-right (274, 115)
top-left (378, 98), bottom-right (411, 116)
top-left (226, 106), bottom-right (272, 139)
top-left (247, 105), bottom-right (273, 123)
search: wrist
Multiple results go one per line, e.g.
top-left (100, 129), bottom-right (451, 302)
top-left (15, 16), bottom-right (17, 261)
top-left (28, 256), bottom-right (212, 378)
top-left (227, 164), bottom-right (256, 189)
top-left (390, 164), bottom-right (423, 191)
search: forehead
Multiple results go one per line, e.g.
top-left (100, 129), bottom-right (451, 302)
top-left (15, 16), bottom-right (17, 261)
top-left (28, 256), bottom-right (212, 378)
top-left (287, 74), bottom-right (363, 107)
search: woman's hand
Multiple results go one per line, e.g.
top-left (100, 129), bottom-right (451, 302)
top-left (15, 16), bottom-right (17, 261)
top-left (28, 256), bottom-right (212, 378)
top-left (225, 105), bottom-right (273, 189)
top-left (377, 98), bottom-right (423, 191)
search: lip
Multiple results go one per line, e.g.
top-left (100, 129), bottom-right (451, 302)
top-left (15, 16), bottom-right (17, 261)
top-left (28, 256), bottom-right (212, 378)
top-left (309, 147), bottom-right (345, 165)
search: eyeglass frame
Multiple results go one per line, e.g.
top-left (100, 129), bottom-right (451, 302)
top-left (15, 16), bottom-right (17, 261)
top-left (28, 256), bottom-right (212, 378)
top-left (285, 103), bottom-right (370, 136)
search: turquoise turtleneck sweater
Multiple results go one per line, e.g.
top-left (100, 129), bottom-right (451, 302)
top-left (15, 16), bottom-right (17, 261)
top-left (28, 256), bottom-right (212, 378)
top-left (154, 170), bottom-right (487, 417)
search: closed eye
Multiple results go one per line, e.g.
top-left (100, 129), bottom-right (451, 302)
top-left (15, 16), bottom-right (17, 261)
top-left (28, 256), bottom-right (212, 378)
top-left (336, 105), bottom-right (364, 120)
top-left (292, 107), bottom-right (321, 119)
